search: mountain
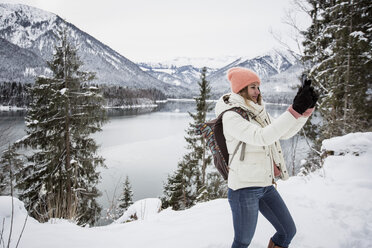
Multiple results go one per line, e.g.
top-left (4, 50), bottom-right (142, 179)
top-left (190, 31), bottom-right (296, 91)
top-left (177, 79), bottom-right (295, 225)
top-left (143, 56), bottom-right (239, 69)
top-left (0, 37), bottom-right (48, 82)
top-left (140, 49), bottom-right (302, 100)
top-left (138, 63), bottom-right (207, 94)
top-left (0, 4), bottom-right (188, 97)
top-left (0, 4), bottom-right (302, 100)
top-left (206, 48), bottom-right (301, 98)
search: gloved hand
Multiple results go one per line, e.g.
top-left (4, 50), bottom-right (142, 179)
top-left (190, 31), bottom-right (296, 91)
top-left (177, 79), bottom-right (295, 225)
top-left (307, 80), bottom-right (319, 108)
top-left (292, 84), bottom-right (313, 114)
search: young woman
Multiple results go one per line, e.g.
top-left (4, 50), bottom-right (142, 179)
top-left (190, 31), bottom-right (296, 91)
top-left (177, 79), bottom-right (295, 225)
top-left (215, 67), bottom-right (317, 248)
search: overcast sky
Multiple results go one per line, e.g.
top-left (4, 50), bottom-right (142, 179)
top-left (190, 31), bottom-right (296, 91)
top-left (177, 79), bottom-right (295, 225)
top-left (1, 0), bottom-right (311, 63)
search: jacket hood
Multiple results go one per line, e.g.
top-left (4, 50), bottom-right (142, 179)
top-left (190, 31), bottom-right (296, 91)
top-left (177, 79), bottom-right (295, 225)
top-left (215, 92), bottom-right (250, 117)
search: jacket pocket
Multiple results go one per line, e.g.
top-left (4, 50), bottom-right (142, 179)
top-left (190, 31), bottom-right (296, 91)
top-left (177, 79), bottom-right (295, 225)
top-left (236, 158), bottom-right (266, 183)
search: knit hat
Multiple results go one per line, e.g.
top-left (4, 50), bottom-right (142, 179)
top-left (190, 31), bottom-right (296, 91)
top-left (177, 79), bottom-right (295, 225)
top-left (227, 67), bottom-right (261, 93)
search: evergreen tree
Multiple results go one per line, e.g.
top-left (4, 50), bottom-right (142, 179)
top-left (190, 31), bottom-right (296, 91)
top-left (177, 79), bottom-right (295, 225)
top-left (161, 168), bottom-right (184, 210)
top-left (117, 176), bottom-right (134, 216)
top-left (301, 0), bottom-right (372, 173)
top-left (16, 29), bottom-right (107, 226)
top-left (0, 145), bottom-right (23, 195)
top-left (162, 67), bottom-right (220, 210)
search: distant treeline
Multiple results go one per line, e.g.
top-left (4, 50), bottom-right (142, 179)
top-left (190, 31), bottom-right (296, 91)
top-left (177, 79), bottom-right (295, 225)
top-left (0, 82), bottom-right (167, 108)
top-left (100, 84), bottom-right (167, 107)
top-left (0, 82), bottom-right (32, 107)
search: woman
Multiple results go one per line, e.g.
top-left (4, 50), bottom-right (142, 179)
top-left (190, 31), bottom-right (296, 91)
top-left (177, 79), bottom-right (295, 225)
top-left (215, 67), bottom-right (317, 248)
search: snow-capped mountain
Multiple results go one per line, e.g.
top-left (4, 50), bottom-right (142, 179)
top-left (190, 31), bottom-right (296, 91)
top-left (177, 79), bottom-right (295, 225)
top-left (0, 4), bottom-right (303, 100)
top-left (144, 56), bottom-right (239, 69)
top-left (0, 4), bottom-right (187, 97)
top-left (138, 62), bottom-right (209, 92)
top-left (206, 48), bottom-right (301, 98)
top-left (139, 49), bottom-right (302, 99)
top-left (0, 37), bottom-right (49, 82)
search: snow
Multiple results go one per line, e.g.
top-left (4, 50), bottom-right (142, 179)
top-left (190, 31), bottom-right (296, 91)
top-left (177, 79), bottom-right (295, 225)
top-left (350, 31), bottom-right (368, 42)
top-left (321, 132), bottom-right (372, 155)
top-left (0, 4), bottom-right (57, 48)
top-left (105, 104), bottom-right (158, 109)
top-left (60, 88), bottom-right (67, 95)
top-left (24, 67), bottom-right (37, 77)
top-left (1, 132), bottom-right (372, 248)
top-left (139, 56), bottom-right (240, 69)
top-left (0, 105), bottom-right (26, 111)
top-left (115, 198), bottom-right (161, 223)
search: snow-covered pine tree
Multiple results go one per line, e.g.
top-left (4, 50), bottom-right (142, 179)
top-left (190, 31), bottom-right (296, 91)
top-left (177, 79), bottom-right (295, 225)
top-left (16, 29), bottom-right (107, 226)
top-left (117, 176), bottom-right (134, 216)
top-left (162, 67), bottom-right (223, 209)
top-left (0, 145), bottom-right (23, 195)
top-left (161, 167), bottom-right (183, 210)
top-left (301, 0), bottom-right (372, 173)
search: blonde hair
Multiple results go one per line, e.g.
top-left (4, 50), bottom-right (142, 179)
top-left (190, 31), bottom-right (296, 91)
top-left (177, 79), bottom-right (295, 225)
top-left (238, 86), bottom-right (262, 105)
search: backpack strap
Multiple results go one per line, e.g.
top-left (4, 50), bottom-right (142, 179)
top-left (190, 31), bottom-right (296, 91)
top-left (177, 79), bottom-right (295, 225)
top-left (222, 107), bottom-right (250, 165)
top-left (229, 141), bottom-right (243, 166)
top-left (240, 143), bottom-right (246, 161)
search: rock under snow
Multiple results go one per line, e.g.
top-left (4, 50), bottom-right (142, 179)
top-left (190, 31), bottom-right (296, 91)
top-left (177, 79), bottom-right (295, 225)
top-left (321, 132), bottom-right (372, 155)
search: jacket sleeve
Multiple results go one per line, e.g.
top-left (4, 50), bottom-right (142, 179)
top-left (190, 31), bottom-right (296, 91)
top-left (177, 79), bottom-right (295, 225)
top-left (280, 116), bottom-right (308, 140)
top-left (268, 113), bottom-right (309, 140)
top-left (222, 110), bottom-right (298, 146)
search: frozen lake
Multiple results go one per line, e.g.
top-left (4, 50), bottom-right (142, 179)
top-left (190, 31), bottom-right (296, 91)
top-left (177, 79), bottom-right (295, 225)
top-left (0, 100), bottom-right (309, 217)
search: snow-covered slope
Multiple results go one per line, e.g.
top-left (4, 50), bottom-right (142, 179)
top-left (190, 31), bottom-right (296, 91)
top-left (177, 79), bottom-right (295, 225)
top-left (1, 132), bottom-right (371, 248)
top-left (0, 4), bottom-right (187, 97)
top-left (0, 37), bottom-right (49, 82)
top-left (115, 198), bottom-right (161, 223)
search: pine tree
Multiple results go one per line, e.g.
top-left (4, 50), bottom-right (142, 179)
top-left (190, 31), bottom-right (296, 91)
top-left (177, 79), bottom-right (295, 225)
top-left (161, 168), bottom-right (184, 210)
top-left (117, 176), bottom-right (134, 216)
top-left (162, 67), bottom-right (218, 209)
top-left (301, 0), bottom-right (372, 174)
top-left (0, 145), bottom-right (23, 195)
top-left (16, 29), bottom-right (107, 226)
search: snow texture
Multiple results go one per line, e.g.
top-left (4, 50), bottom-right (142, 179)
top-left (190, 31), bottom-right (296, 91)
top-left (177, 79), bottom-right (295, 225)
top-left (115, 198), bottom-right (161, 223)
top-left (321, 132), bottom-right (372, 155)
top-left (1, 132), bottom-right (372, 248)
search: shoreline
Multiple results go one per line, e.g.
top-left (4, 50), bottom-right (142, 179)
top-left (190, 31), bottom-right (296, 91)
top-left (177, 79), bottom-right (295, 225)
top-left (0, 100), bottom-right (290, 112)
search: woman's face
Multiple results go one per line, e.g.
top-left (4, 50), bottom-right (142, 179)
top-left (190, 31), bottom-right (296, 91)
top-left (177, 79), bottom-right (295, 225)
top-left (247, 83), bottom-right (260, 103)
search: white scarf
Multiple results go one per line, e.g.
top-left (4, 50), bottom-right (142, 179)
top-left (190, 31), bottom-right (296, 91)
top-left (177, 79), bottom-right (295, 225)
top-left (244, 99), bottom-right (283, 167)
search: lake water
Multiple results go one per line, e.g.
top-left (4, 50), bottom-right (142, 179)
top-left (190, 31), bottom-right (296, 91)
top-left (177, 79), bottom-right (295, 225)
top-left (0, 100), bottom-right (309, 214)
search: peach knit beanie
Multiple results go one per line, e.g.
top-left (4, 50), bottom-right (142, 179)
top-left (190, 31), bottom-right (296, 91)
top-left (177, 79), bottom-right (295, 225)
top-left (227, 67), bottom-right (261, 93)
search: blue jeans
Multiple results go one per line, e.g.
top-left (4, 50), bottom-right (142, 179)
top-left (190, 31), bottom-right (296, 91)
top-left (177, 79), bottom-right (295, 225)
top-left (228, 186), bottom-right (296, 248)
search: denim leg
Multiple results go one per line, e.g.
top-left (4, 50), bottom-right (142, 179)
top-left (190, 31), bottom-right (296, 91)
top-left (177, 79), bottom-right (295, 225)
top-left (228, 188), bottom-right (262, 248)
top-left (259, 186), bottom-right (296, 248)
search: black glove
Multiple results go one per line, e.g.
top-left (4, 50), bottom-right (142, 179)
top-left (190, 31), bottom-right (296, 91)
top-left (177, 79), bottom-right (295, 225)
top-left (292, 85), bottom-right (313, 114)
top-left (308, 84), bottom-right (319, 108)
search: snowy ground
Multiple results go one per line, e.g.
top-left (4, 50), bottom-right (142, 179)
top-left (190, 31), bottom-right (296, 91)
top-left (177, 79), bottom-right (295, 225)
top-left (1, 132), bottom-right (372, 248)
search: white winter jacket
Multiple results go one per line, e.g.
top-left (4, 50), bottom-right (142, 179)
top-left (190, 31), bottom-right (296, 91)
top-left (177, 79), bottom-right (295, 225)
top-left (215, 93), bottom-right (310, 190)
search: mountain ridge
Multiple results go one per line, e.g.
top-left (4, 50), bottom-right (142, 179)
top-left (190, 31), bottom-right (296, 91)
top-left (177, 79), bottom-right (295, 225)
top-left (0, 3), bottom-right (189, 97)
top-left (0, 3), bottom-right (302, 100)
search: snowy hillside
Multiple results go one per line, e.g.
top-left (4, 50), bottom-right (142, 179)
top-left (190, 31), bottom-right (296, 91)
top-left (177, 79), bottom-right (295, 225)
top-left (0, 38), bottom-right (49, 82)
top-left (0, 3), bottom-right (187, 97)
top-left (1, 132), bottom-right (371, 248)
